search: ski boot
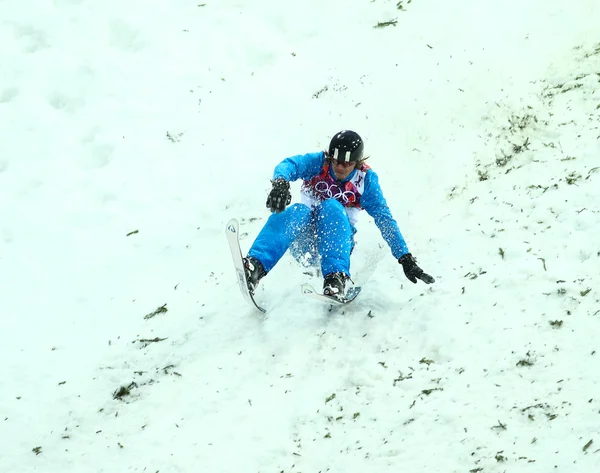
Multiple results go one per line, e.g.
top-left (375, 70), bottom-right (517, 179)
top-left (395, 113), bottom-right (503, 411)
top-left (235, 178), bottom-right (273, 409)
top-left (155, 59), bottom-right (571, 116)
top-left (243, 256), bottom-right (266, 293)
top-left (323, 272), bottom-right (348, 300)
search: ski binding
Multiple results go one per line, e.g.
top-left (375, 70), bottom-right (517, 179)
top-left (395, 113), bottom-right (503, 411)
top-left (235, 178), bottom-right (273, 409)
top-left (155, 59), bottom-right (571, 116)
top-left (301, 283), bottom-right (361, 305)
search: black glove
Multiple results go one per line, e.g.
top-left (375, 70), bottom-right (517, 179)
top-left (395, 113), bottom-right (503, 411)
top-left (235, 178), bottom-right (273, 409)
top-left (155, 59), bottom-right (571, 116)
top-left (266, 178), bottom-right (291, 213)
top-left (398, 253), bottom-right (435, 284)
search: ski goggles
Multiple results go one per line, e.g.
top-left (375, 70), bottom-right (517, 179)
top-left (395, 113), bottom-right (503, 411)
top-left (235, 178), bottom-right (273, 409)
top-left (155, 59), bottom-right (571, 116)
top-left (332, 158), bottom-right (355, 168)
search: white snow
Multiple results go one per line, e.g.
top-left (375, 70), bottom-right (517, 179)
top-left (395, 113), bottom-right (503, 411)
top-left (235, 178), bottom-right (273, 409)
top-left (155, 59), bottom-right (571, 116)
top-left (1, 0), bottom-right (599, 472)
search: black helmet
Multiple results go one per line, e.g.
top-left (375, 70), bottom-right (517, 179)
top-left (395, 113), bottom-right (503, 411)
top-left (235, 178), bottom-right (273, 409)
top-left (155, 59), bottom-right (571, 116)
top-left (328, 130), bottom-right (364, 163)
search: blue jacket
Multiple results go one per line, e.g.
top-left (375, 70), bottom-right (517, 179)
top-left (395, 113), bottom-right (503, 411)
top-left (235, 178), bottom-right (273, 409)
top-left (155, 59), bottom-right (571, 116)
top-left (272, 151), bottom-right (409, 259)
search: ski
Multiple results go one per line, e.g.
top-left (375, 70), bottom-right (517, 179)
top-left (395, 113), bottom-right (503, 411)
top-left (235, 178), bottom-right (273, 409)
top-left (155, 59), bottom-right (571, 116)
top-left (301, 283), bottom-right (361, 305)
top-left (226, 218), bottom-right (266, 313)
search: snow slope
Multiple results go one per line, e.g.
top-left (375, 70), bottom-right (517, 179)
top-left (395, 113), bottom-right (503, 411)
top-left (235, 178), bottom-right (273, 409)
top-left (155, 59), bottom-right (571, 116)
top-left (1, 0), bottom-right (599, 472)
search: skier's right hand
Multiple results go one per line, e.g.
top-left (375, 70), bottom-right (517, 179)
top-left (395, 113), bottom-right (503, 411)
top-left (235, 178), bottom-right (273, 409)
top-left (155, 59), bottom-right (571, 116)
top-left (266, 178), bottom-right (291, 213)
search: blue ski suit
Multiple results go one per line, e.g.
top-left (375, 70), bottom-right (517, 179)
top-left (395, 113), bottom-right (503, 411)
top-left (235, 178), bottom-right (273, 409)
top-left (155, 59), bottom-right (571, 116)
top-left (248, 151), bottom-right (409, 278)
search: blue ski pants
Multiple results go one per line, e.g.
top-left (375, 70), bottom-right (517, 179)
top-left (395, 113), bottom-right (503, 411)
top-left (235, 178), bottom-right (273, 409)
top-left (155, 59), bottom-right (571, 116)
top-left (248, 200), bottom-right (355, 278)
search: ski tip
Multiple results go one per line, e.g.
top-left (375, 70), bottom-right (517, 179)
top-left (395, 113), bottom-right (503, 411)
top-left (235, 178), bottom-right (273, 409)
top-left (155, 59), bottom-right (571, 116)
top-left (253, 303), bottom-right (267, 314)
top-left (226, 218), bottom-right (239, 234)
top-left (301, 283), bottom-right (316, 295)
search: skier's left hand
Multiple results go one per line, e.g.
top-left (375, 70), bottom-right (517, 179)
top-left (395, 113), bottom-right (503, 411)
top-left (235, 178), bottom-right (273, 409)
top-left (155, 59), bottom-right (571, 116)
top-left (398, 253), bottom-right (435, 284)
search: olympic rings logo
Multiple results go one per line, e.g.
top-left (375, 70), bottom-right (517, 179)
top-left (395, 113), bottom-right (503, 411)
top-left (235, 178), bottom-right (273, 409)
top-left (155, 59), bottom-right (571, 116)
top-left (314, 181), bottom-right (357, 204)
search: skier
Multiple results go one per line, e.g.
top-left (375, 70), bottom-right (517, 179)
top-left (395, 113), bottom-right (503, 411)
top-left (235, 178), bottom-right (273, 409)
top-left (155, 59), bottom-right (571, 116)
top-left (243, 130), bottom-right (435, 300)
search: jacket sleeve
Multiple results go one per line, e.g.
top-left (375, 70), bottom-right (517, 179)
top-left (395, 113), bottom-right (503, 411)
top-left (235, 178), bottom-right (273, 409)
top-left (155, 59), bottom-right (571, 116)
top-left (360, 170), bottom-right (409, 259)
top-left (272, 151), bottom-right (326, 182)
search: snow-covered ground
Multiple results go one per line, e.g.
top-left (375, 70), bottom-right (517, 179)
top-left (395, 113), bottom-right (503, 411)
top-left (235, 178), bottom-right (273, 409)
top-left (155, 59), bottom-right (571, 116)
top-left (1, 1), bottom-right (599, 472)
